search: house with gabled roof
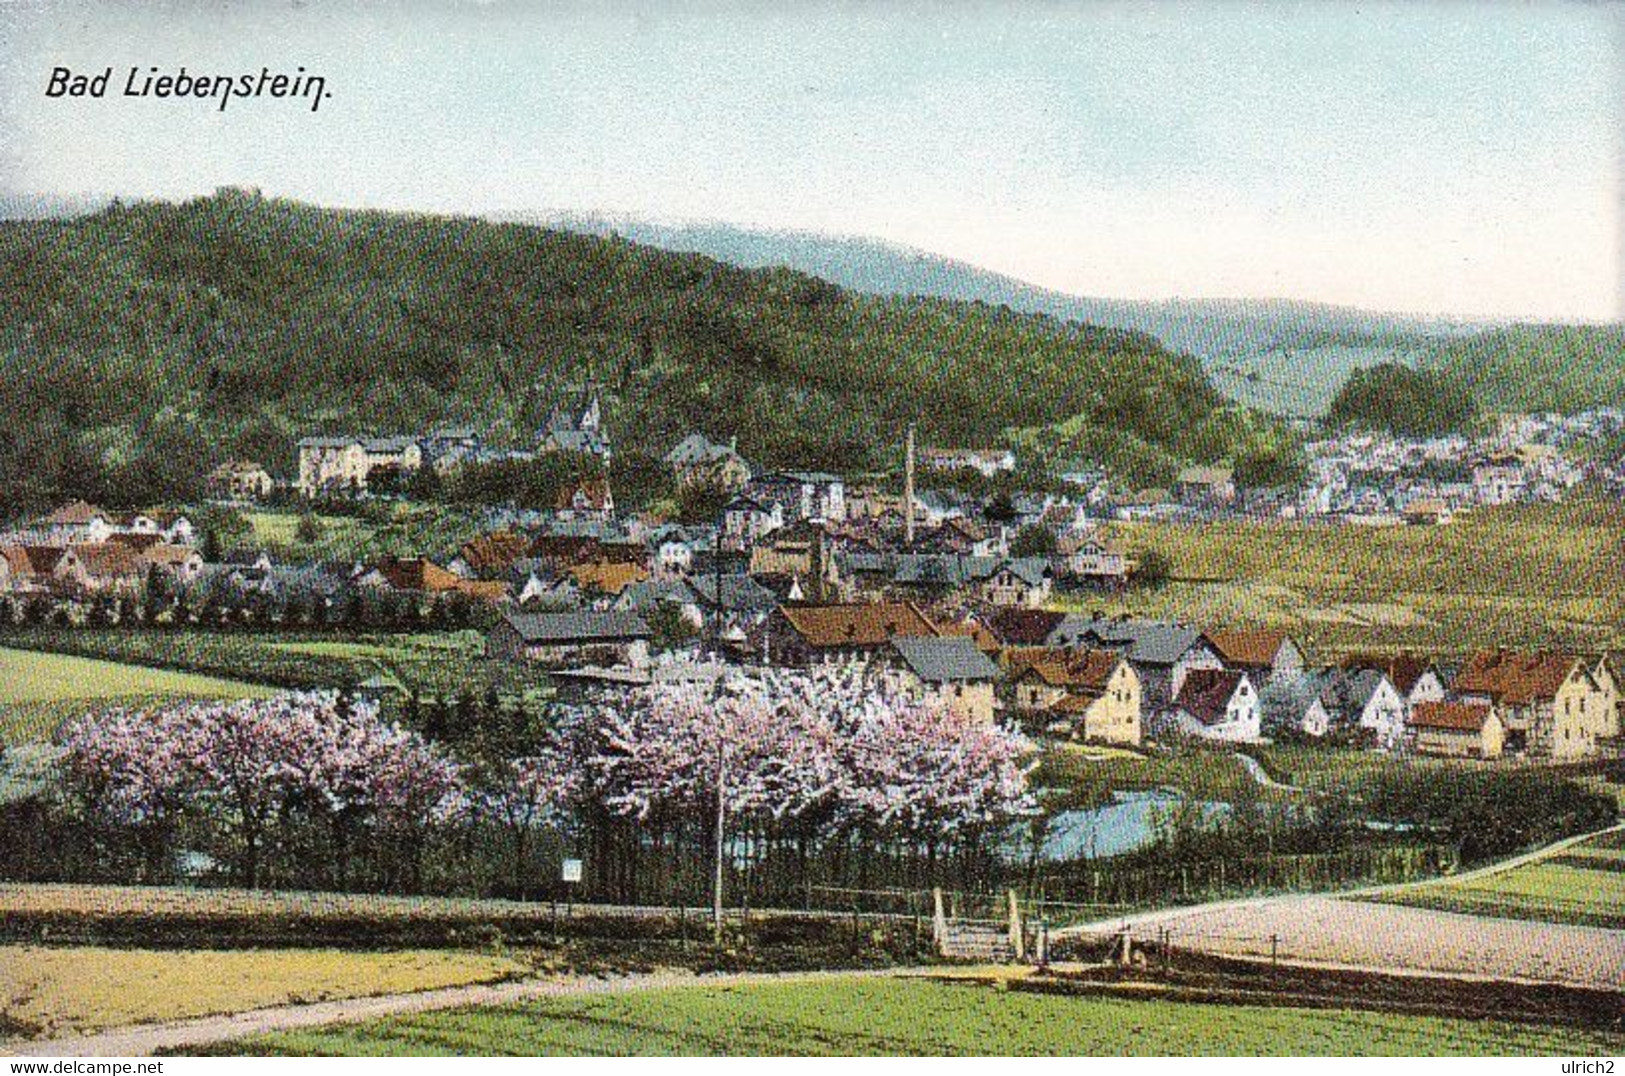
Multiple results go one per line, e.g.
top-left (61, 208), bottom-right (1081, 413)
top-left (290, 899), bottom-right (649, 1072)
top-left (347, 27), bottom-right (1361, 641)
top-left (745, 471), bottom-right (847, 524)
top-left (356, 557), bottom-right (510, 603)
top-left (1205, 629), bottom-right (1307, 683)
top-left (720, 495), bottom-right (784, 552)
top-left (1408, 701), bottom-right (1504, 759)
top-left (1006, 647), bottom-right (1140, 745)
top-left (1317, 667), bottom-right (1407, 748)
top-left (1064, 615), bottom-right (1224, 715)
top-left (1167, 668), bottom-right (1260, 742)
top-left (665, 433), bottom-right (752, 491)
top-left (984, 608), bottom-right (1068, 651)
top-left (555, 479), bottom-right (615, 522)
top-left (883, 636), bottom-right (1001, 724)
top-left (37, 501), bottom-right (115, 545)
top-left (978, 558), bottom-right (1051, 609)
top-left (1060, 533), bottom-right (1129, 586)
top-left (1174, 466), bottom-right (1236, 510)
top-left (207, 460), bottom-right (275, 502)
top-left (767, 601), bottom-right (938, 667)
top-left (1452, 649), bottom-right (1605, 760)
top-left (1340, 652), bottom-right (1446, 716)
top-left (567, 559), bottom-right (650, 599)
top-left (449, 530), bottom-right (533, 580)
top-left (488, 609), bottom-right (650, 668)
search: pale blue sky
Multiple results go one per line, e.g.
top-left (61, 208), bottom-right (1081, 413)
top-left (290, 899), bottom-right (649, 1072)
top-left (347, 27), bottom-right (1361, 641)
top-left (1, 0), bottom-right (1619, 318)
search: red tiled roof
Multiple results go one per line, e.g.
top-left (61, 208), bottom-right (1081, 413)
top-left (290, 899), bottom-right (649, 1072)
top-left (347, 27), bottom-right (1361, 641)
top-left (1174, 669), bottom-right (1247, 726)
top-left (1008, 647), bottom-right (1122, 691)
top-left (986, 608), bottom-right (1066, 647)
top-left (1409, 701), bottom-right (1494, 732)
top-left (1205, 629), bottom-right (1291, 669)
top-left (1453, 650), bottom-right (1581, 705)
top-left (779, 602), bottom-right (939, 648)
top-left (459, 531), bottom-right (532, 574)
top-left (70, 542), bottom-right (145, 580)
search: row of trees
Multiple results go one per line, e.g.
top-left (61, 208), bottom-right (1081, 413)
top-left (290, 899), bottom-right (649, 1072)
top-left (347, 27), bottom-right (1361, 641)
top-left (53, 671), bottom-right (1037, 904)
top-left (0, 576), bottom-right (492, 634)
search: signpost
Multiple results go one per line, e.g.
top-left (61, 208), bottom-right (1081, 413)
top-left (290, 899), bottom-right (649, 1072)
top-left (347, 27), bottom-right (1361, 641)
top-left (562, 857), bottom-right (582, 919)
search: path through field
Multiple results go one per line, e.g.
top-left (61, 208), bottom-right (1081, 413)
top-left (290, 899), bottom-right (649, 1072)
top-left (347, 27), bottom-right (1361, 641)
top-left (1060, 823), bottom-right (1625, 991)
top-left (0, 968), bottom-right (921, 1058)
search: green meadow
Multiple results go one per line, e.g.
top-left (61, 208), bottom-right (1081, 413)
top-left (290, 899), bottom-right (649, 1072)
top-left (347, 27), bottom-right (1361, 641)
top-left (0, 646), bottom-right (272, 744)
top-left (187, 976), bottom-right (1625, 1057)
top-left (1374, 830), bottom-right (1625, 929)
top-left (1073, 500), bottom-right (1625, 659)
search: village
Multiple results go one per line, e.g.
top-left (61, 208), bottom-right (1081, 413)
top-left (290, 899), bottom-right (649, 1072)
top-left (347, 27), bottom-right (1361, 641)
top-left (2, 382), bottom-right (1621, 767)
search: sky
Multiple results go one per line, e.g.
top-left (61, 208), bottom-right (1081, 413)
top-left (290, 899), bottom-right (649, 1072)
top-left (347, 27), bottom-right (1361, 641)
top-left (1, 0), bottom-right (1620, 320)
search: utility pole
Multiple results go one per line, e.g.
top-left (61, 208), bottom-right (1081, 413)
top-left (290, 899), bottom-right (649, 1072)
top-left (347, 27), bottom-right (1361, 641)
top-left (904, 421), bottom-right (916, 549)
top-left (713, 740), bottom-right (727, 944)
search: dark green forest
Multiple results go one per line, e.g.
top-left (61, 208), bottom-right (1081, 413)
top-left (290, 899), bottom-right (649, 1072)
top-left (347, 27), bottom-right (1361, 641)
top-left (1326, 363), bottom-right (1478, 437)
top-left (1424, 324), bottom-right (1625, 415)
top-left (0, 189), bottom-right (1276, 516)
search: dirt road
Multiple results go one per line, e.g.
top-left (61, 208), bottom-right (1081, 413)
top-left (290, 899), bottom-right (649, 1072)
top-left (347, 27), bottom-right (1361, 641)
top-left (0, 967), bottom-right (919, 1058)
top-left (1059, 822), bottom-right (1625, 990)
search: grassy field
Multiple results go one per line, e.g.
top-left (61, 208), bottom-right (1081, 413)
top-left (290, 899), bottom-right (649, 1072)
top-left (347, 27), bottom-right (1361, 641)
top-left (1374, 830), bottom-right (1625, 929)
top-left (0, 630), bottom-right (527, 727)
top-left (0, 647), bottom-right (273, 744)
top-left (242, 506), bottom-right (485, 564)
top-left (1068, 500), bottom-right (1625, 658)
top-left (1037, 743), bottom-right (1287, 810)
top-left (0, 946), bottom-right (522, 1040)
top-left (1245, 744), bottom-right (1430, 792)
top-left (189, 976), bottom-right (1625, 1056)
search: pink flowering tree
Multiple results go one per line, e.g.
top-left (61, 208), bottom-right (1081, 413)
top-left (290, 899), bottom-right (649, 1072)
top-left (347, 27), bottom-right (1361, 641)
top-left (60, 692), bottom-right (463, 891)
top-left (59, 707), bottom-right (198, 880)
top-left (473, 739), bottom-right (580, 896)
top-left (575, 665), bottom-right (1034, 901)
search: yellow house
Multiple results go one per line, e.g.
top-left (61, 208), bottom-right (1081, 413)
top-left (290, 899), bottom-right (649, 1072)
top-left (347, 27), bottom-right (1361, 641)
top-left (297, 435), bottom-right (425, 497)
top-left (1409, 701), bottom-right (1503, 759)
top-left (1453, 650), bottom-right (1606, 761)
top-left (886, 636), bottom-right (1001, 725)
top-left (1590, 657), bottom-right (1620, 740)
top-left (1009, 648), bottom-right (1141, 746)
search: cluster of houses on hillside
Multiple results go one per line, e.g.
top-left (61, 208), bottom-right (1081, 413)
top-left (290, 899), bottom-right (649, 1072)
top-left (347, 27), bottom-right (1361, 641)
top-left (205, 385), bottom-right (617, 502)
top-left (4, 467), bottom-right (1621, 766)
top-left (0, 501), bottom-right (204, 595)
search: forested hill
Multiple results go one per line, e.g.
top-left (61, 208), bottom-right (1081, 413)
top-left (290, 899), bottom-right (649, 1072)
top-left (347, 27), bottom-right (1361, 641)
top-left (1423, 324), bottom-right (1625, 414)
top-left (0, 190), bottom-right (1244, 514)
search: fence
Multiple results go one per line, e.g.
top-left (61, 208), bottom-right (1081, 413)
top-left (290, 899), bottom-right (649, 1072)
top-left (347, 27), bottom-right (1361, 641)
top-left (1028, 843), bottom-right (1455, 922)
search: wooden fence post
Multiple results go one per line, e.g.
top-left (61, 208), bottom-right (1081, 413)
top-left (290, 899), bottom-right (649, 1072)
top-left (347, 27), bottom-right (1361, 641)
top-left (1007, 889), bottom-right (1025, 962)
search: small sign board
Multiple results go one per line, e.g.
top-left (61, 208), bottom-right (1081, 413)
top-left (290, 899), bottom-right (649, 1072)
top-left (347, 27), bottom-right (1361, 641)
top-left (561, 858), bottom-right (583, 884)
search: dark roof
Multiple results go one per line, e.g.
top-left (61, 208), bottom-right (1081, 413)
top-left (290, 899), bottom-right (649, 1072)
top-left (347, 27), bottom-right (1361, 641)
top-left (500, 610), bottom-right (651, 643)
top-left (986, 608), bottom-right (1067, 647)
top-left (1081, 618), bottom-right (1206, 667)
top-left (1174, 669), bottom-right (1248, 726)
top-left (890, 636), bottom-right (1000, 683)
top-left (1341, 652), bottom-right (1437, 696)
